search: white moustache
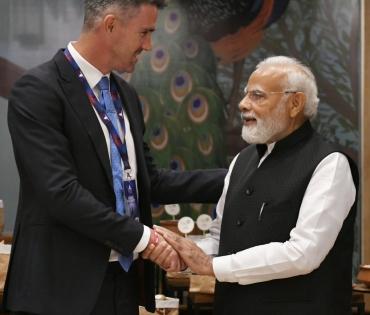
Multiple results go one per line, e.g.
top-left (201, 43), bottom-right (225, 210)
top-left (240, 113), bottom-right (256, 120)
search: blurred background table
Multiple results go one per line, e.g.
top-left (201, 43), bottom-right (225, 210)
top-left (165, 272), bottom-right (214, 315)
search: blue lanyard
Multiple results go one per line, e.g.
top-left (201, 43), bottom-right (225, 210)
top-left (64, 48), bottom-right (132, 171)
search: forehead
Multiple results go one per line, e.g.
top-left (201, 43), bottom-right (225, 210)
top-left (247, 66), bottom-right (287, 91)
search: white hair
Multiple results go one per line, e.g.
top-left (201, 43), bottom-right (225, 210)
top-left (256, 56), bottom-right (319, 119)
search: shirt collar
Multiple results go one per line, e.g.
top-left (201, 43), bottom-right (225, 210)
top-left (261, 142), bottom-right (275, 160)
top-left (67, 42), bottom-right (110, 89)
top-left (266, 142), bottom-right (275, 155)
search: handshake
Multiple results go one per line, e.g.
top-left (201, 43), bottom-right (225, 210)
top-left (141, 226), bottom-right (214, 276)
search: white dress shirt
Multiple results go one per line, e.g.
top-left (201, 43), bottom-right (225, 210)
top-left (197, 142), bottom-right (356, 285)
top-left (67, 43), bottom-right (150, 259)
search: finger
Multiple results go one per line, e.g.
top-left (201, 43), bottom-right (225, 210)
top-left (162, 237), bottom-right (199, 269)
top-left (153, 225), bottom-right (167, 232)
top-left (154, 226), bottom-right (178, 240)
top-left (179, 258), bottom-right (187, 271)
top-left (144, 234), bottom-right (167, 261)
top-left (163, 249), bottom-right (183, 272)
top-left (150, 234), bottom-right (178, 263)
top-left (141, 244), bottom-right (155, 259)
top-left (166, 256), bottom-right (181, 272)
top-left (154, 226), bottom-right (173, 237)
top-left (149, 242), bottom-right (168, 261)
top-left (162, 233), bottom-right (184, 252)
top-left (155, 245), bottom-right (175, 267)
top-left (163, 249), bottom-right (180, 268)
top-left (153, 225), bottom-right (167, 233)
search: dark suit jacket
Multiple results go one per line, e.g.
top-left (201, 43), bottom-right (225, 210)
top-left (4, 50), bottom-right (226, 315)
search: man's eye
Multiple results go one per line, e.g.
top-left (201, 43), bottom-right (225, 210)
top-left (249, 91), bottom-right (265, 101)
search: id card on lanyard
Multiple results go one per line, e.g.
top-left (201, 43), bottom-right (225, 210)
top-left (123, 172), bottom-right (138, 219)
top-left (64, 48), bottom-right (139, 218)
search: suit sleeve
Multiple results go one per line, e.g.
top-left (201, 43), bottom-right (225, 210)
top-left (147, 147), bottom-right (227, 204)
top-left (8, 73), bottom-right (143, 255)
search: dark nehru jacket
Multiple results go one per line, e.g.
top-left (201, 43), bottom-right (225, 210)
top-left (214, 121), bottom-right (358, 315)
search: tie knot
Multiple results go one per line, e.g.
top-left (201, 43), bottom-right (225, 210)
top-left (98, 76), bottom-right (110, 91)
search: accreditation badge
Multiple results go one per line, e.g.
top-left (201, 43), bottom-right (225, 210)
top-left (123, 171), bottom-right (138, 218)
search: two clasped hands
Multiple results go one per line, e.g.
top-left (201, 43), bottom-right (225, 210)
top-left (141, 226), bottom-right (214, 276)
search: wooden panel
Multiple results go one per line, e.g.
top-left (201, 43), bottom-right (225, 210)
top-left (363, 0), bottom-right (370, 266)
top-left (362, 0), bottom-right (370, 311)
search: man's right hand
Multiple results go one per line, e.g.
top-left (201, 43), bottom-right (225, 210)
top-left (155, 225), bottom-right (214, 276)
top-left (141, 229), bottom-right (186, 272)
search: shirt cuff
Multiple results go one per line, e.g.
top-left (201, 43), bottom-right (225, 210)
top-left (195, 237), bottom-right (219, 256)
top-left (213, 255), bottom-right (238, 283)
top-left (134, 225), bottom-right (151, 253)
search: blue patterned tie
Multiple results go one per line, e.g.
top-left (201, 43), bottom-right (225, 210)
top-left (98, 77), bottom-right (133, 271)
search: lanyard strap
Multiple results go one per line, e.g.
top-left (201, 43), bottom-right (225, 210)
top-left (64, 48), bottom-right (131, 170)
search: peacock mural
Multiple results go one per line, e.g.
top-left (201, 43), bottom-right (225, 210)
top-left (128, 1), bottom-right (227, 222)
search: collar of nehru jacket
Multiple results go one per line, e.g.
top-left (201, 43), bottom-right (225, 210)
top-left (255, 120), bottom-right (313, 157)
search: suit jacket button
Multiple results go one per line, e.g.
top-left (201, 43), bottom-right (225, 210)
top-left (245, 188), bottom-right (253, 195)
top-left (236, 219), bottom-right (244, 226)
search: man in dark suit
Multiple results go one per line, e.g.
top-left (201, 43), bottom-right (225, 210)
top-left (3, 1), bottom-right (226, 314)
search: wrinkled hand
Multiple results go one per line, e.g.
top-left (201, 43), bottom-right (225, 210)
top-left (141, 233), bottom-right (186, 272)
top-left (154, 226), bottom-right (214, 276)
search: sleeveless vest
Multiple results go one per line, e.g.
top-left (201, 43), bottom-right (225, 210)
top-left (214, 121), bottom-right (358, 315)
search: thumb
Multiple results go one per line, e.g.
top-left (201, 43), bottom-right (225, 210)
top-left (154, 225), bottom-right (174, 237)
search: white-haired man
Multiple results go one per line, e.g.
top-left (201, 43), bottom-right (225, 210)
top-left (153, 56), bottom-right (358, 315)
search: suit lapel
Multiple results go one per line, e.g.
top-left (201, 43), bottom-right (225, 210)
top-left (54, 50), bottom-right (113, 190)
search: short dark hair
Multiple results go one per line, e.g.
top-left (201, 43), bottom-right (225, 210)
top-left (83, 0), bottom-right (166, 30)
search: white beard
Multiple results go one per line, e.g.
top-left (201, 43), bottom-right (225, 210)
top-left (241, 98), bottom-right (288, 144)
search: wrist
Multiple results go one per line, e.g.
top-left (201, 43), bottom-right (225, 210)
top-left (207, 256), bottom-right (215, 276)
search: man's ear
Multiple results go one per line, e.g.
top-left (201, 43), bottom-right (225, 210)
top-left (103, 14), bottom-right (116, 33)
top-left (289, 92), bottom-right (306, 118)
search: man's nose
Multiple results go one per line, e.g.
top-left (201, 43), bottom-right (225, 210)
top-left (142, 35), bottom-right (152, 51)
top-left (239, 95), bottom-right (252, 112)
